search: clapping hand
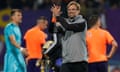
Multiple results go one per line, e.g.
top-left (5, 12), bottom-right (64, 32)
top-left (51, 4), bottom-right (61, 17)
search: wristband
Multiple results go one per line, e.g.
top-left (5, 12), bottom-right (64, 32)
top-left (20, 47), bottom-right (24, 51)
top-left (52, 17), bottom-right (56, 23)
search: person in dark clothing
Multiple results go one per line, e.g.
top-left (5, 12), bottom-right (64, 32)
top-left (51, 1), bottom-right (88, 72)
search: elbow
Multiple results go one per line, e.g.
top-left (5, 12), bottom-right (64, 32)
top-left (113, 40), bottom-right (118, 49)
top-left (115, 43), bottom-right (118, 49)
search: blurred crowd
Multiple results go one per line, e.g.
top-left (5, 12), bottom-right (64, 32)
top-left (0, 0), bottom-right (120, 19)
top-left (0, 0), bottom-right (51, 10)
top-left (0, 0), bottom-right (119, 10)
top-left (0, 0), bottom-right (120, 28)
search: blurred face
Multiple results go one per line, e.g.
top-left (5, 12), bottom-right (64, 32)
top-left (37, 20), bottom-right (48, 30)
top-left (67, 4), bottom-right (80, 18)
top-left (42, 20), bottom-right (48, 30)
top-left (11, 12), bottom-right (22, 24)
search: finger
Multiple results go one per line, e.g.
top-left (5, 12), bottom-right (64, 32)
top-left (53, 4), bottom-right (56, 8)
top-left (53, 4), bottom-right (55, 7)
top-left (51, 7), bottom-right (55, 12)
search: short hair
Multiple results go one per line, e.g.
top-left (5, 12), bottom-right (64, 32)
top-left (87, 15), bottom-right (100, 29)
top-left (67, 1), bottom-right (80, 10)
top-left (37, 16), bottom-right (47, 23)
top-left (38, 16), bottom-right (47, 21)
top-left (11, 9), bottom-right (22, 16)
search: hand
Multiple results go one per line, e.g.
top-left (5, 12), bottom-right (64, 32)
top-left (51, 4), bottom-right (61, 17)
top-left (56, 22), bottom-right (61, 26)
top-left (44, 54), bottom-right (49, 59)
top-left (20, 48), bottom-right (29, 57)
top-left (36, 59), bottom-right (42, 67)
top-left (107, 55), bottom-right (112, 60)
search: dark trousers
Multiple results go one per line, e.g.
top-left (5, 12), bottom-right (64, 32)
top-left (27, 59), bottom-right (40, 72)
top-left (60, 61), bottom-right (88, 72)
top-left (88, 61), bottom-right (108, 72)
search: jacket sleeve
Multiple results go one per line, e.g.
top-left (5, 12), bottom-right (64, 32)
top-left (56, 16), bottom-right (86, 32)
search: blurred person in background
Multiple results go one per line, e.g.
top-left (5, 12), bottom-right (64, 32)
top-left (112, 67), bottom-right (120, 72)
top-left (4, 9), bottom-right (27, 72)
top-left (78, 0), bottom-right (87, 18)
top-left (86, 15), bottom-right (118, 72)
top-left (51, 1), bottom-right (88, 72)
top-left (24, 16), bottom-right (48, 72)
top-left (7, 0), bottom-right (23, 9)
top-left (0, 0), bottom-right (7, 10)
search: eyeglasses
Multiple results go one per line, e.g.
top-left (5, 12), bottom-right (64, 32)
top-left (67, 9), bottom-right (78, 11)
